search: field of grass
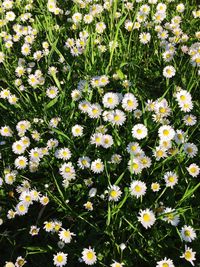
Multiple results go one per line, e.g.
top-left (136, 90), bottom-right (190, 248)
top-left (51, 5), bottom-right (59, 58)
top-left (0, 0), bottom-right (199, 266)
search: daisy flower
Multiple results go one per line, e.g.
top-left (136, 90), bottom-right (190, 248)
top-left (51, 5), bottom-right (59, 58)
top-left (187, 163), bottom-right (200, 177)
top-left (90, 133), bottom-right (103, 147)
top-left (156, 257), bottom-right (175, 267)
top-left (29, 225), bottom-right (40, 236)
top-left (153, 146), bottom-right (168, 160)
top-left (138, 208), bottom-right (156, 229)
top-left (110, 261), bottom-right (125, 267)
top-left (180, 225), bottom-right (197, 242)
top-left (72, 125), bottom-right (83, 137)
top-left (77, 156), bottom-right (91, 169)
top-left (88, 104), bottom-right (102, 119)
top-left (122, 93), bottom-right (138, 111)
top-left (46, 86), bottom-right (59, 99)
top-left (12, 141), bottom-right (26, 155)
top-left (53, 252), bottom-right (68, 267)
top-left (59, 228), bottom-right (76, 244)
top-left (55, 148), bottom-right (72, 161)
top-left (132, 124), bottom-right (148, 140)
top-left (108, 185), bottom-right (122, 202)
top-left (129, 180), bottom-right (147, 198)
top-left (158, 125), bottom-right (175, 141)
top-left (139, 32), bottom-right (151, 44)
top-left (163, 65), bottom-right (176, 78)
top-left (91, 159), bottom-right (104, 173)
top-left (110, 109), bottom-right (126, 126)
top-left (102, 92), bottom-right (119, 109)
top-left (14, 156), bottom-right (28, 169)
top-left (84, 201), bottom-right (93, 211)
top-left (184, 143), bottom-right (198, 158)
top-left (102, 134), bottom-right (113, 148)
top-left (0, 126), bottom-right (13, 137)
top-left (82, 247), bottom-right (97, 265)
top-left (161, 207), bottom-right (180, 226)
top-left (16, 201), bottom-right (29, 215)
top-left (110, 154), bottom-right (122, 164)
top-left (59, 162), bottom-right (76, 180)
top-left (164, 171), bottom-right (178, 188)
top-left (151, 182), bottom-right (161, 192)
top-left (128, 158), bottom-right (142, 174)
top-left (174, 130), bottom-right (186, 144)
top-left (183, 114), bottom-right (197, 126)
top-left (180, 246), bottom-right (196, 266)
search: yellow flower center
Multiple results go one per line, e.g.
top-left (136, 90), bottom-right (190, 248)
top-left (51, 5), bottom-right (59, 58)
top-left (163, 129), bottom-right (169, 136)
top-left (143, 213), bottom-right (150, 222)
top-left (56, 255), bottom-right (63, 263)
top-left (86, 251), bottom-right (94, 260)
top-left (168, 176), bottom-right (175, 183)
top-left (110, 190), bottom-right (117, 198)
top-left (185, 251), bottom-right (192, 260)
top-left (135, 185), bottom-right (141, 192)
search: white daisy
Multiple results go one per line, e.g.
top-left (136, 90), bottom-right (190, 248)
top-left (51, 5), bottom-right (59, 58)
top-left (183, 114), bottom-right (197, 126)
top-left (58, 228), bottom-right (76, 244)
top-left (163, 65), bottom-right (176, 78)
top-left (53, 252), bottom-right (68, 267)
top-left (102, 92), bottom-right (119, 109)
top-left (122, 93), bottom-right (138, 111)
top-left (14, 156), bottom-right (28, 169)
top-left (187, 163), bottom-right (200, 177)
top-left (16, 201), bottom-right (29, 215)
top-left (110, 109), bottom-right (126, 126)
top-left (102, 134), bottom-right (113, 148)
top-left (129, 180), bottom-right (147, 198)
top-left (156, 257), bottom-right (175, 267)
top-left (46, 86), bottom-right (59, 99)
top-left (91, 159), bottom-right (104, 173)
top-left (138, 208), bottom-right (156, 229)
top-left (180, 246), bottom-right (196, 266)
top-left (151, 182), bottom-right (160, 192)
top-left (180, 225), bottom-right (197, 242)
top-left (184, 143), bottom-right (198, 158)
top-left (82, 247), bottom-right (97, 265)
top-left (72, 125), bottom-right (83, 137)
top-left (162, 207), bottom-right (180, 226)
top-left (77, 156), bottom-right (91, 169)
top-left (0, 126), bottom-right (13, 137)
top-left (164, 171), bottom-right (178, 188)
top-left (55, 148), bottom-right (72, 161)
top-left (128, 158), bottom-right (142, 174)
top-left (108, 185), bottom-right (122, 202)
top-left (158, 125), bottom-right (175, 141)
top-left (132, 124), bottom-right (148, 140)
top-left (90, 133), bottom-right (103, 147)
